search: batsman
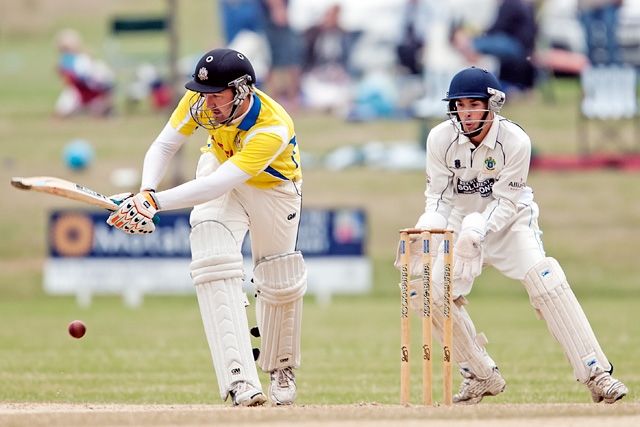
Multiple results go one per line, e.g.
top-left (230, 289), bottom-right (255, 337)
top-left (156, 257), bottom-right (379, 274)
top-left (397, 67), bottom-right (628, 404)
top-left (107, 48), bottom-right (306, 406)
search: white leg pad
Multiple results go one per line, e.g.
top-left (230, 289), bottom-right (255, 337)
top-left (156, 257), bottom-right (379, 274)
top-left (409, 279), bottom-right (496, 379)
top-left (523, 257), bottom-right (610, 383)
top-left (190, 221), bottom-right (262, 401)
top-left (254, 251), bottom-right (307, 373)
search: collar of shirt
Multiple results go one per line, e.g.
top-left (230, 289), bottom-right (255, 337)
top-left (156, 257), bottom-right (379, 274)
top-left (236, 93), bottom-right (261, 131)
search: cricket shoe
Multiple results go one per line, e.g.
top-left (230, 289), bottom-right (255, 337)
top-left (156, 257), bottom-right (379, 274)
top-left (269, 367), bottom-right (297, 405)
top-left (587, 371), bottom-right (628, 404)
top-left (229, 381), bottom-right (267, 407)
top-left (453, 367), bottom-right (506, 404)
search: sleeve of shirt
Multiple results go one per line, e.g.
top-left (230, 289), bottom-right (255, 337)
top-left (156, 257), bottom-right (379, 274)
top-left (424, 130), bottom-right (455, 220)
top-left (482, 132), bottom-right (531, 234)
top-left (169, 91), bottom-right (200, 136)
top-left (140, 122), bottom-right (189, 192)
top-left (139, 92), bottom-right (200, 191)
top-left (153, 160), bottom-right (252, 211)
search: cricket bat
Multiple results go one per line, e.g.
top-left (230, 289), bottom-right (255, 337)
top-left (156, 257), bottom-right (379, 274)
top-left (11, 176), bottom-right (119, 210)
top-left (11, 176), bottom-right (160, 223)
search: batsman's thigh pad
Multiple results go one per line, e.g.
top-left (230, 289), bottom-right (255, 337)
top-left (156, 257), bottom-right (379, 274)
top-left (190, 221), bottom-right (261, 400)
top-left (409, 279), bottom-right (496, 379)
top-left (523, 257), bottom-right (610, 383)
top-left (254, 251), bottom-right (307, 372)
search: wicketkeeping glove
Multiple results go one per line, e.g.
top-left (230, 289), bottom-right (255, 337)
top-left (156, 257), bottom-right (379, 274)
top-left (452, 213), bottom-right (486, 282)
top-left (107, 190), bottom-right (159, 234)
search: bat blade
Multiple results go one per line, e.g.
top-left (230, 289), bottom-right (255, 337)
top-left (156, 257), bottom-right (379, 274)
top-left (11, 176), bottom-right (119, 210)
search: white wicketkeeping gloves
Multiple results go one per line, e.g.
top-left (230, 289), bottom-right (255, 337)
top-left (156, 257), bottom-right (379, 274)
top-left (453, 212), bottom-right (486, 282)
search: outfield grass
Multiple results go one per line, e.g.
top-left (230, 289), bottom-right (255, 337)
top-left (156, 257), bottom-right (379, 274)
top-left (0, 0), bottom-right (639, 410)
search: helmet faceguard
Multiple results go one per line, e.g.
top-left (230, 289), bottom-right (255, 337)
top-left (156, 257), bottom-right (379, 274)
top-left (443, 67), bottom-right (505, 137)
top-left (185, 48), bottom-right (256, 129)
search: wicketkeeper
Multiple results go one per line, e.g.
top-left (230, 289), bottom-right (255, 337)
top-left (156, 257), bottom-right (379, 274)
top-left (107, 48), bottom-right (306, 406)
top-left (396, 67), bottom-right (628, 404)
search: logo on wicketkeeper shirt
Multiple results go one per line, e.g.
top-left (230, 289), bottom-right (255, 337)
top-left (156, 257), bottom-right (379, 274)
top-left (508, 178), bottom-right (526, 189)
top-left (456, 177), bottom-right (494, 197)
top-left (485, 157), bottom-right (496, 170)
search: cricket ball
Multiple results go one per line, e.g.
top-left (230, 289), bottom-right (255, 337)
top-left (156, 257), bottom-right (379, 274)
top-left (68, 320), bottom-right (86, 339)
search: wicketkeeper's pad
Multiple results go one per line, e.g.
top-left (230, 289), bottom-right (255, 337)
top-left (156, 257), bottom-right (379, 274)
top-left (523, 257), bottom-right (611, 383)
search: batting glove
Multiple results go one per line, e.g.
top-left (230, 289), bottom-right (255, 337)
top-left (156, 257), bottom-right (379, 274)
top-left (109, 192), bottom-right (134, 205)
top-left (107, 190), bottom-right (159, 234)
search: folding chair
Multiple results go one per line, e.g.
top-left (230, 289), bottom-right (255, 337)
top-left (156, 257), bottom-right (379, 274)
top-left (104, 16), bottom-right (172, 110)
top-left (578, 65), bottom-right (640, 155)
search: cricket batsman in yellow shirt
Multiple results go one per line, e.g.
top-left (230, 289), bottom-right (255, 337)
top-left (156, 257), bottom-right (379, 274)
top-left (107, 48), bottom-right (305, 407)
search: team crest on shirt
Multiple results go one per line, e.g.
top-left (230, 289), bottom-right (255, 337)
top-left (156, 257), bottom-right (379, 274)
top-left (484, 157), bottom-right (496, 171)
top-left (234, 133), bottom-right (242, 151)
top-left (198, 67), bottom-right (208, 81)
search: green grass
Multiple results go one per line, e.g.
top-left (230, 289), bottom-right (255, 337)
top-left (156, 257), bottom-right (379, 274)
top-left (0, 293), bottom-right (637, 405)
top-left (1, 0), bottom-right (639, 408)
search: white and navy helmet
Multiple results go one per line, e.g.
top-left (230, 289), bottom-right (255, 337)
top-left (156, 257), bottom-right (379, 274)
top-left (443, 67), bottom-right (505, 114)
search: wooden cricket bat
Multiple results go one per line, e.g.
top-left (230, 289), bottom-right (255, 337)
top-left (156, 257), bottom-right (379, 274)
top-left (11, 176), bottom-right (120, 210)
top-left (11, 176), bottom-right (160, 224)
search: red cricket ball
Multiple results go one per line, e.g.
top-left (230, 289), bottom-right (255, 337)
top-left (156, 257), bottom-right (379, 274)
top-left (68, 320), bottom-right (86, 339)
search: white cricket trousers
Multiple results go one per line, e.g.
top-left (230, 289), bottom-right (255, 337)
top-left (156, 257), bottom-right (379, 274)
top-left (435, 202), bottom-right (546, 297)
top-left (189, 152), bottom-right (303, 261)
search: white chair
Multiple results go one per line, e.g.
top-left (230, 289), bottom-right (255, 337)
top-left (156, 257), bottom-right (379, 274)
top-left (579, 65), bottom-right (639, 154)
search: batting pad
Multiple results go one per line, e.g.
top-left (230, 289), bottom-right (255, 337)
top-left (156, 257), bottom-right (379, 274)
top-left (190, 221), bottom-right (262, 401)
top-left (409, 279), bottom-right (497, 379)
top-left (254, 251), bottom-right (307, 373)
top-left (523, 257), bottom-right (610, 383)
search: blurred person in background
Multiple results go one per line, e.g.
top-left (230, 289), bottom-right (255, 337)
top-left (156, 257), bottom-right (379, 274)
top-left (303, 3), bottom-right (351, 74)
top-left (396, 0), bottom-right (432, 76)
top-left (578, 0), bottom-right (624, 65)
top-left (106, 48), bottom-right (306, 407)
top-left (54, 28), bottom-right (114, 118)
top-left (300, 3), bottom-right (356, 113)
top-left (259, 0), bottom-right (304, 110)
top-left (451, 0), bottom-right (537, 93)
top-left (218, 0), bottom-right (264, 45)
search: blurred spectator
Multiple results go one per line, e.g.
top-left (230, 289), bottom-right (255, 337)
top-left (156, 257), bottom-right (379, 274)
top-left (301, 3), bottom-right (357, 113)
top-left (54, 28), bottom-right (115, 118)
top-left (578, 0), bottom-right (623, 65)
top-left (303, 4), bottom-right (351, 73)
top-left (396, 0), bottom-right (431, 76)
top-left (259, 0), bottom-right (304, 110)
top-left (218, 0), bottom-right (263, 45)
top-left (451, 0), bottom-right (537, 93)
top-left (215, 2), bottom-right (269, 87)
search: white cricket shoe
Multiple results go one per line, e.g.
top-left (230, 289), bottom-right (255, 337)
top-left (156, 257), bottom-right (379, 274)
top-left (269, 367), bottom-right (297, 405)
top-left (229, 381), bottom-right (267, 407)
top-left (453, 367), bottom-right (506, 404)
top-left (587, 372), bottom-right (628, 404)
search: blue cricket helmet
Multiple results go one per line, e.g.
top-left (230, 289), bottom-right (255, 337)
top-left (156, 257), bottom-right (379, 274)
top-left (443, 67), bottom-right (502, 101)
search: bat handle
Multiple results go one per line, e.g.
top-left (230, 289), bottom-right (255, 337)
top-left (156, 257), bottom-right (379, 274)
top-left (111, 198), bottom-right (161, 225)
